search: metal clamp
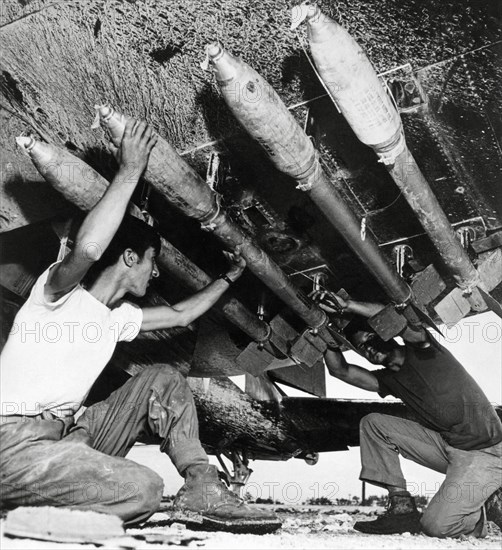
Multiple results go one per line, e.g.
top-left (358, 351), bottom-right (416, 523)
top-left (392, 287), bottom-right (413, 311)
top-left (393, 244), bottom-right (413, 278)
top-left (200, 195), bottom-right (222, 232)
top-left (458, 272), bottom-right (482, 296)
top-left (296, 179), bottom-right (313, 192)
top-left (256, 324), bottom-right (272, 349)
top-left (377, 132), bottom-right (407, 166)
top-left (456, 226), bottom-right (476, 250)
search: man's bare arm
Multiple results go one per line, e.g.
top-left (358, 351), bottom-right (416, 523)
top-left (313, 293), bottom-right (385, 319)
top-left (141, 251), bottom-right (246, 331)
top-left (315, 293), bottom-right (428, 344)
top-left (324, 349), bottom-right (380, 392)
top-left (341, 299), bottom-right (427, 343)
top-left (45, 120), bottom-right (158, 301)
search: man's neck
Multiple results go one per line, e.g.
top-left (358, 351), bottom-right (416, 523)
top-left (386, 346), bottom-right (406, 370)
top-left (88, 269), bottom-right (127, 307)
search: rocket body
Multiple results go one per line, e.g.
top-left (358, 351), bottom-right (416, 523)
top-left (303, 4), bottom-right (404, 161)
top-left (208, 45), bottom-right (316, 182)
top-left (96, 106), bottom-right (216, 221)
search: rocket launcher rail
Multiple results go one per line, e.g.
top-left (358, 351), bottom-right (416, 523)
top-left (297, 2), bottom-right (497, 321)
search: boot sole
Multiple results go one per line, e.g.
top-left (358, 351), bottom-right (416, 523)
top-left (170, 510), bottom-right (282, 534)
top-left (354, 522), bottom-right (422, 535)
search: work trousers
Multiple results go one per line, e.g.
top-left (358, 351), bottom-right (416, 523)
top-left (0, 366), bottom-right (208, 525)
top-left (359, 413), bottom-right (502, 538)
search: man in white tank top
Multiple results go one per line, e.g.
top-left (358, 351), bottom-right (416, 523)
top-left (0, 119), bottom-right (280, 533)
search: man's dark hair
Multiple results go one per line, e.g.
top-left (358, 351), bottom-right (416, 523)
top-left (83, 215), bottom-right (161, 288)
top-left (343, 317), bottom-right (372, 342)
top-left (343, 316), bottom-right (400, 355)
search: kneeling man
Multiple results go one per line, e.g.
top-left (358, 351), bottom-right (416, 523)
top-left (319, 294), bottom-right (502, 538)
top-left (0, 119), bottom-right (280, 533)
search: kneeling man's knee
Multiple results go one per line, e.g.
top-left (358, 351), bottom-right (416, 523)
top-left (359, 413), bottom-right (386, 434)
top-left (149, 365), bottom-right (186, 388)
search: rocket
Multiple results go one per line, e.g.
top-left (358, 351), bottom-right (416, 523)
top-left (205, 42), bottom-right (422, 334)
top-left (292, 2), bottom-right (502, 323)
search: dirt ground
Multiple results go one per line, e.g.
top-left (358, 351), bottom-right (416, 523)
top-left (1, 505), bottom-right (501, 550)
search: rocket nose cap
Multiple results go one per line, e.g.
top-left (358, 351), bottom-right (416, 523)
top-left (291, 1), bottom-right (320, 30)
top-left (304, 2), bottom-right (322, 22)
top-left (205, 43), bottom-right (239, 82)
top-left (16, 135), bottom-right (36, 152)
top-left (96, 104), bottom-right (114, 121)
top-left (206, 42), bottom-right (223, 60)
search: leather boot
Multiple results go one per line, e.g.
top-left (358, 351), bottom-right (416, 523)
top-left (172, 464), bottom-right (282, 533)
top-left (354, 492), bottom-right (422, 534)
top-left (486, 488), bottom-right (502, 530)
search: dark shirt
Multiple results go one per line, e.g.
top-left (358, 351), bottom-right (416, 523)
top-left (374, 336), bottom-right (502, 450)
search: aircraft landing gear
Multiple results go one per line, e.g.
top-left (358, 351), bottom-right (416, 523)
top-left (216, 450), bottom-right (253, 496)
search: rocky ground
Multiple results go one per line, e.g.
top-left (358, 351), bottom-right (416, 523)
top-left (1, 505), bottom-right (500, 549)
